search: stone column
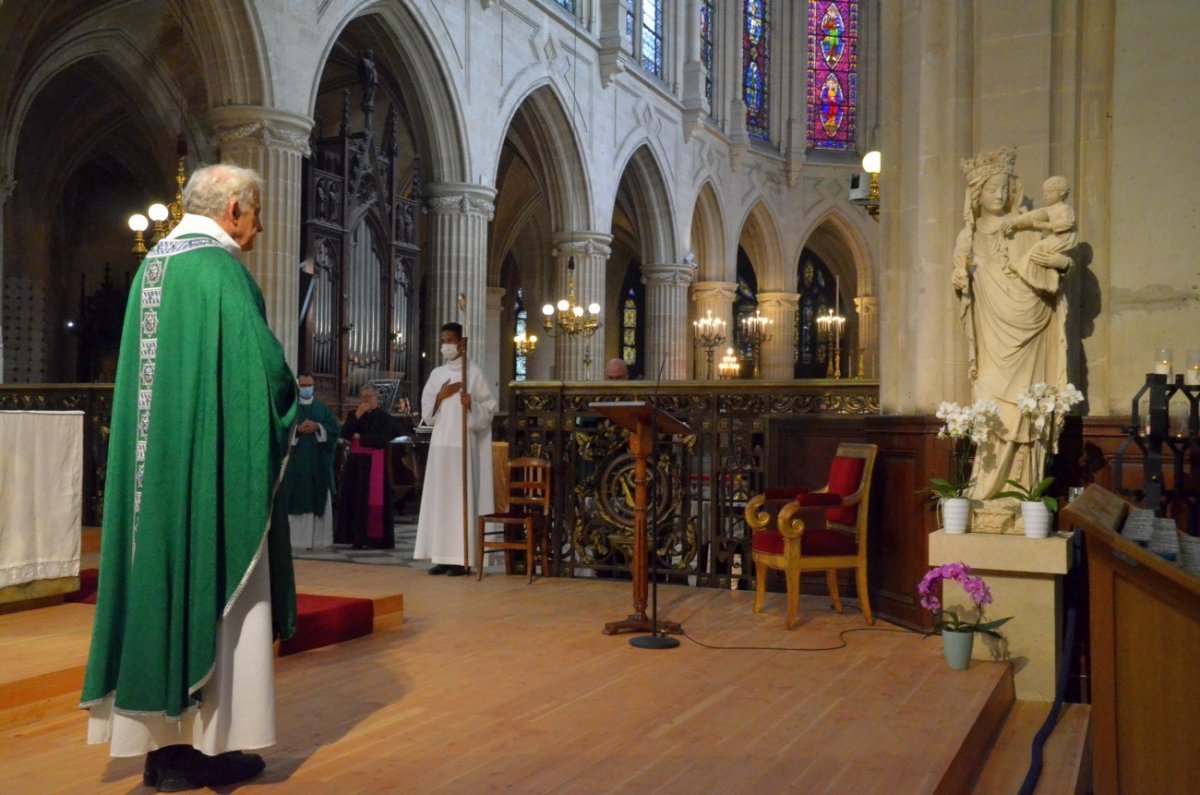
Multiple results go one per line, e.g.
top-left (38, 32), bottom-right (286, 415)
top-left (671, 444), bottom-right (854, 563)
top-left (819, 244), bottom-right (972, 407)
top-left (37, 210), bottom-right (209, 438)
top-left (485, 286), bottom-right (506, 398)
top-left (756, 291), bottom-right (799, 380)
top-left (690, 280), bottom-right (737, 379)
top-left (551, 231), bottom-right (611, 381)
top-left (854, 294), bottom-right (879, 379)
top-left (0, 171), bottom-right (15, 381)
top-left (210, 106), bottom-right (313, 370)
top-left (681, 0), bottom-right (708, 137)
top-left (425, 183), bottom-right (496, 363)
top-left (642, 261), bottom-right (697, 380)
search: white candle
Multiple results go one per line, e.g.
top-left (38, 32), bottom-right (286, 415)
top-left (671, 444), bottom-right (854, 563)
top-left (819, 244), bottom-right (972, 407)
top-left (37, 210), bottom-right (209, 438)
top-left (1155, 362), bottom-right (1172, 376)
top-left (1187, 368), bottom-right (1200, 386)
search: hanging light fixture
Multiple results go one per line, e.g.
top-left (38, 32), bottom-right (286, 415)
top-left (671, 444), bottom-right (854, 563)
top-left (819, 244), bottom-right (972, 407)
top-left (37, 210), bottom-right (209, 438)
top-left (542, 257), bottom-right (602, 377)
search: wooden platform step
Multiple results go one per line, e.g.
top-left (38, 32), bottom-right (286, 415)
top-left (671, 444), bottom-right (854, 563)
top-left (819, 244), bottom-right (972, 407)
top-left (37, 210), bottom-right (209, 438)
top-left (971, 701), bottom-right (1092, 794)
top-left (0, 589), bottom-right (403, 732)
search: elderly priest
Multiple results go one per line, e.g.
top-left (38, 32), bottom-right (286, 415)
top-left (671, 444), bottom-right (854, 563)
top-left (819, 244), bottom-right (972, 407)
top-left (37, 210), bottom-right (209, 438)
top-left (80, 163), bottom-right (298, 791)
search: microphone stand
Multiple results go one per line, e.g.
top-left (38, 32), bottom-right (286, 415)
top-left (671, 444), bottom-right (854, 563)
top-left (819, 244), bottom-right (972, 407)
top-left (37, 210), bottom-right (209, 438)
top-left (631, 357), bottom-right (680, 650)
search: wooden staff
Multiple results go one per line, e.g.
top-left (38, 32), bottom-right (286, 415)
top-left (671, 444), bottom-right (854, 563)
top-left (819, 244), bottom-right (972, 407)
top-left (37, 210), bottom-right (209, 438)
top-left (459, 294), bottom-right (470, 572)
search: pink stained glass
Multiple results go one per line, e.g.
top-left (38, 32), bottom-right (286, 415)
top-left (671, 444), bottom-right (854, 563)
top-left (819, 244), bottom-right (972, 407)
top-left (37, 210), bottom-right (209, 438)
top-left (806, 0), bottom-right (858, 151)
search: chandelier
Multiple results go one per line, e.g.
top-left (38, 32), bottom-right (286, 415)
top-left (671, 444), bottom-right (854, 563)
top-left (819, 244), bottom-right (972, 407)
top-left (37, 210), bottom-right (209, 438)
top-left (127, 134), bottom-right (188, 259)
top-left (541, 257), bottom-right (602, 377)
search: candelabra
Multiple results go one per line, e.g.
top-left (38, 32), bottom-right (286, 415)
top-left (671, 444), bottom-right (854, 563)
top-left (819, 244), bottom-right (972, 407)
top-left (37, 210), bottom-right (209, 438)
top-left (127, 134), bottom-right (189, 259)
top-left (513, 330), bottom-right (538, 356)
top-left (542, 257), bottom-right (602, 378)
top-left (692, 310), bottom-right (727, 379)
top-left (816, 308), bottom-right (846, 379)
top-left (740, 310), bottom-right (772, 379)
top-left (717, 347), bottom-right (741, 379)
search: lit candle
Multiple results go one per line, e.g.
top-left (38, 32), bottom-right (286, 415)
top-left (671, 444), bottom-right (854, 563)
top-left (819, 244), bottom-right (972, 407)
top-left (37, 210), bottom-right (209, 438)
top-left (1188, 350), bottom-right (1200, 386)
top-left (1155, 347), bottom-right (1173, 377)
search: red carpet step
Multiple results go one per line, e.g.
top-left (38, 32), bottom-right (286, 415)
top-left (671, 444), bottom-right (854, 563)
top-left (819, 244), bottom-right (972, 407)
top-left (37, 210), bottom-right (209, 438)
top-left (68, 570), bottom-right (375, 655)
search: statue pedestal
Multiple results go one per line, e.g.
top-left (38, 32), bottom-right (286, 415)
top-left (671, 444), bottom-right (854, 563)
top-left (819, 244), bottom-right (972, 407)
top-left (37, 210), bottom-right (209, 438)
top-left (970, 497), bottom-right (1020, 534)
top-left (928, 529), bottom-right (1074, 701)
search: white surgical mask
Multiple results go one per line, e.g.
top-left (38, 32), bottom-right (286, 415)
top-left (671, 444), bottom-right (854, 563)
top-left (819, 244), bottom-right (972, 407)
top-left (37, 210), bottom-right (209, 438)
top-left (298, 386), bottom-right (314, 400)
top-left (440, 343), bottom-right (459, 360)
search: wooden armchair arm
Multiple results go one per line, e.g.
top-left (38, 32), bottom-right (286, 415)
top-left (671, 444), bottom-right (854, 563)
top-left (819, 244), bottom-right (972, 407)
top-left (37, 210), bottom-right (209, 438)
top-left (777, 500), bottom-right (815, 541)
top-left (745, 494), bottom-right (771, 532)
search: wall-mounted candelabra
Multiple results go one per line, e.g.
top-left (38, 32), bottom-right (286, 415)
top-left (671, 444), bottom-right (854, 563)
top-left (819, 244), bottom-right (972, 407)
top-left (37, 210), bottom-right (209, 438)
top-left (542, 257), bottom-right (602, 378)
top-left (740, 310), bottom-right (772, 379)
top-left (693, 310), bottom-right (727, 380)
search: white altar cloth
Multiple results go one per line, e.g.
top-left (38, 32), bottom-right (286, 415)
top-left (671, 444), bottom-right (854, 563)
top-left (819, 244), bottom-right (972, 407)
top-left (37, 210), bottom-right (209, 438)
top-left (0, 410), bottom-right (83, 587)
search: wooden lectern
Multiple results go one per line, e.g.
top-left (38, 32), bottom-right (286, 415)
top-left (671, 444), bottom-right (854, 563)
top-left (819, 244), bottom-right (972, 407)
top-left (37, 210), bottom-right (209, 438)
top-left (590, 401), bottom-right (692, 636)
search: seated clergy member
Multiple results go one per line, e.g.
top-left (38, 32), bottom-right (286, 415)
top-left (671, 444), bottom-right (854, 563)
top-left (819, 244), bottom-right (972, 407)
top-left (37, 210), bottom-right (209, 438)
top-left (604, 357), bottom-right (630, 380)
top-left (338, 385), bottom-right (395, 549)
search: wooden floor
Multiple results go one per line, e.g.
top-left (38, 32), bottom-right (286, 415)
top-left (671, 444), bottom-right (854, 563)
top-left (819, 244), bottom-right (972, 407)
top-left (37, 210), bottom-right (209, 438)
top-left (0, 561), bottom-right (1016, 793)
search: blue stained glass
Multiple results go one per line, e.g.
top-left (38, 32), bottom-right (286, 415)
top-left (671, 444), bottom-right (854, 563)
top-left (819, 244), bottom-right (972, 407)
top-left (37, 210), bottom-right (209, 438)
top-left (553, 0), bottom-right (575, 13)
top-left (743, 0), bottom-right (771, 141)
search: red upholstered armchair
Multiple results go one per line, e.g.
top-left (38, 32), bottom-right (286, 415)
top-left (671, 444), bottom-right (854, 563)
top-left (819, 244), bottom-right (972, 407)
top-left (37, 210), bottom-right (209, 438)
top-left (743, 443), bottom-right (877, 629)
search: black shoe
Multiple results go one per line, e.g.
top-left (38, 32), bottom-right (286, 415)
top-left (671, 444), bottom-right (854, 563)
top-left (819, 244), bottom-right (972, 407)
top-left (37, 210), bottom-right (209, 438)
top-left (199, 751), bottom-right (265, 787)
top-left (444, 565), bottom-right (468, 577)
top-left (428, 564), bottom-right (450, 575)
top-left (143, 746), bottom-right (203, 792)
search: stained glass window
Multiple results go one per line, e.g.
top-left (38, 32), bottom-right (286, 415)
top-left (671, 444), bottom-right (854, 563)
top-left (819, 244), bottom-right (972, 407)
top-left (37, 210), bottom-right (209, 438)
top-left (625, 0), bottom-right (664, 78)
top-left (794, 250), bottom-right (836, 378)
top-left (743, 0), bottom-right (771, 141)
top-left (514, 288), bottom-right (529, 382)
top-left (620, 263), bottom-right (645, 376)
top-left (553, 0), bottom-right (575, 14)
top-left (806, 0), bottom-right (859, 151)
top-left (700, 0), bottom-right (715, 109)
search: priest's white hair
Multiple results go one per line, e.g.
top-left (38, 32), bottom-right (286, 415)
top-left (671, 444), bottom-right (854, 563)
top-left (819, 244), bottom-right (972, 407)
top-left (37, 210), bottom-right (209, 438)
top-left (182, 163), bottom-right (262, 219)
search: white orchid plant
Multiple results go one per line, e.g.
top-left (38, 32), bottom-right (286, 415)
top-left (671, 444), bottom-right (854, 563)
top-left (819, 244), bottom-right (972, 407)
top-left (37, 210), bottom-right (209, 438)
top-left (929, 400), bottom-right (1002, 499)
top-left (994, 383), bottom-right (1084, 510)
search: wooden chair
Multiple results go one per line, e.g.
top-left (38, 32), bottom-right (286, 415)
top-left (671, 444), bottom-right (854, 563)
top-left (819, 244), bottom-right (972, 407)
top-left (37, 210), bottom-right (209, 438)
top-left (476, 457), bottom-right (551, 583)
top-left (744, 443), bottom-right (877, 629)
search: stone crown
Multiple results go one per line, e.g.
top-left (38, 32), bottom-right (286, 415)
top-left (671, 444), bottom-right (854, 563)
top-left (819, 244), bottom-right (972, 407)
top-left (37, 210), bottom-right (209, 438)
top-left (960, 147), bottom-right (1017, 183)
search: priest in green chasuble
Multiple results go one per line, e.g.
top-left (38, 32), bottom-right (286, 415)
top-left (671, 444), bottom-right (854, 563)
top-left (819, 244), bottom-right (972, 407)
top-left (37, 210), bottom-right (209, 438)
top-left (287, 373), bottom-right (340, 549)
top-left (80, 164), bottom-right (298, 790)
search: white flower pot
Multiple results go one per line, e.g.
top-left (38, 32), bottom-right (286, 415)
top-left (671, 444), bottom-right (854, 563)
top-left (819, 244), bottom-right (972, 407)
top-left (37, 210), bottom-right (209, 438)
top-left (941, 498), bottom-right (970, 535)
top-left (1021, 501), bottom-right (1053, 539)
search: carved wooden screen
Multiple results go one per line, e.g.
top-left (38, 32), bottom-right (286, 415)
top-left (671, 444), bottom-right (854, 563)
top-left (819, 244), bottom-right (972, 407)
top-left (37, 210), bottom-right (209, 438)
top-left (301, 62), bottom-right (421, 412)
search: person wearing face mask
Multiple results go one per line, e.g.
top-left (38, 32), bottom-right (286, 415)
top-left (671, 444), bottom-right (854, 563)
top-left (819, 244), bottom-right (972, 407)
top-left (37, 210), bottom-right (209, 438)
top-left (337, 385), bottom-right (396, 549)
top-left (414, 322), bottom-right (497, 576)
top-left (285, 374), bottom-right (340, 550)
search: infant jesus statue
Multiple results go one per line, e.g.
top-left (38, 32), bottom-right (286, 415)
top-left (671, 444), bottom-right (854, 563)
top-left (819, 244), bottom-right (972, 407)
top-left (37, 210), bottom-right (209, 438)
top-left (1002, 175), bottom-right (1076, 292)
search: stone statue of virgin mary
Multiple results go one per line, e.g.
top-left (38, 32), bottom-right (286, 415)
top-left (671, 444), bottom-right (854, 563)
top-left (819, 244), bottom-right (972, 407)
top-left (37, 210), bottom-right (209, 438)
top-left (952, 148), bottom-right (1070, 499)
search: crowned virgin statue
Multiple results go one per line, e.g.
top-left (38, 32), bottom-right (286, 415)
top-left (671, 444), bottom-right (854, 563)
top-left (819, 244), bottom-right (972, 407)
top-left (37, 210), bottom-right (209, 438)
top-left (953, 148), bottom-right (1071, 499)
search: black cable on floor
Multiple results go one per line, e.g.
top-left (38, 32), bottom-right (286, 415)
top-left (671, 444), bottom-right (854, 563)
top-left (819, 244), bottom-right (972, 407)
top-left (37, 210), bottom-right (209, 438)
top-left (680, 614), bottom-right (927, 652)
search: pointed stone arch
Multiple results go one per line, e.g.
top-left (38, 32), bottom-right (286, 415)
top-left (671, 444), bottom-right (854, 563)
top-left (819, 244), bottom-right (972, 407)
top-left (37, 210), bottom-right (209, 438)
top-left (737, 200), bottom-right (786, 289)
top-left (690, 180), bottom-right (728, 281)
top-left (311, 2), bottom-right (469, 185)
top-left (492, 82), bottom-right (592, 235)
top-left (613, 143), bottom-right (677, 266)
top-left (187, 0), bottom-right (270, 106)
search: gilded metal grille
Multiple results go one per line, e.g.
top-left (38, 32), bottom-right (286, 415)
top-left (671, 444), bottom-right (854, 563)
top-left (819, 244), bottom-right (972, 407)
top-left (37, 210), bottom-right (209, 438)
top-left (510, 380), bottom-right (879, 585)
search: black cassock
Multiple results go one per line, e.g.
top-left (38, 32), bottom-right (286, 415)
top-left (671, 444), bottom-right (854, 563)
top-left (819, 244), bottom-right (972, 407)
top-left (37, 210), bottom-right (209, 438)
top-left (336, 408), bottom-right (395, 549)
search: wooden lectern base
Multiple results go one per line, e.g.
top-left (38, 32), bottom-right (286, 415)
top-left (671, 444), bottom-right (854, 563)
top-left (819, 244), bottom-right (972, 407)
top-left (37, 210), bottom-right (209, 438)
top-left (602, 613), bottom-right (684, 636)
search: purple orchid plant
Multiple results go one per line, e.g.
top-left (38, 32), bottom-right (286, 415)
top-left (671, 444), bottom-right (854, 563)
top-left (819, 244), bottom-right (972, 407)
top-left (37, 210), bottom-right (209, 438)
top-left (918, 562), bottom-right (1012, 637)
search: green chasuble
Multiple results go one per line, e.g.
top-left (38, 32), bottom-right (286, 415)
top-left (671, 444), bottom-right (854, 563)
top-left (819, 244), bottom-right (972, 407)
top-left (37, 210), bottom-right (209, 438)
top-left (81, 233), bottom-right (298, 718)
top-left (284, 400), bottom-right (340, 516)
